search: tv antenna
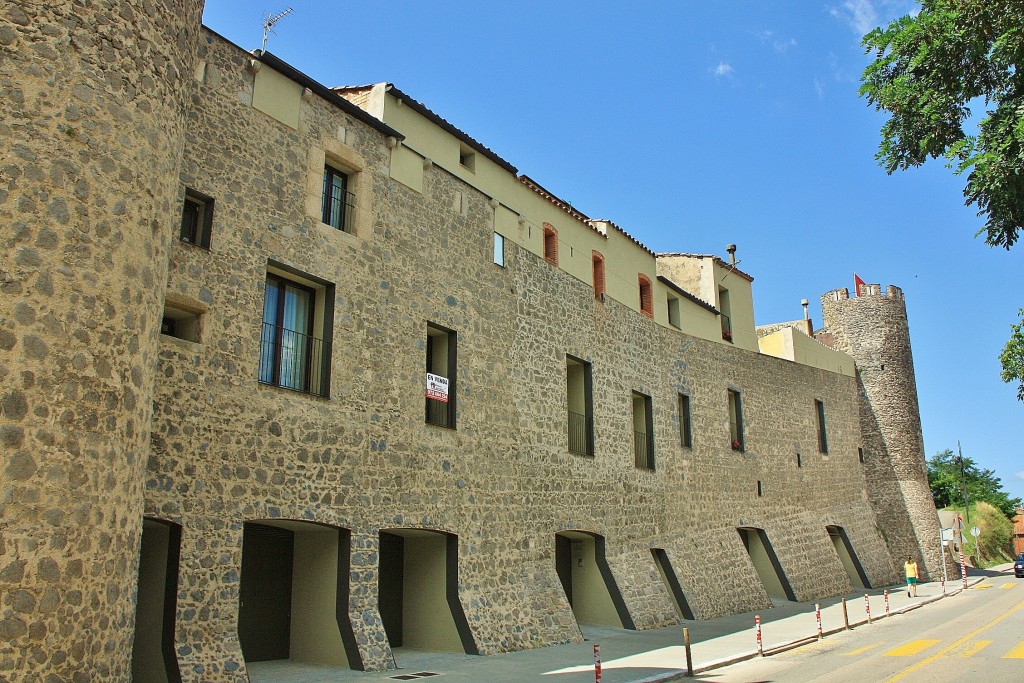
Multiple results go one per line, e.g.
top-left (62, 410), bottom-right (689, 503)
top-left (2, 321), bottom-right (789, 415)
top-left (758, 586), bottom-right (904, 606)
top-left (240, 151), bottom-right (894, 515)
top-left (261, 7), bottom-right (294, 52)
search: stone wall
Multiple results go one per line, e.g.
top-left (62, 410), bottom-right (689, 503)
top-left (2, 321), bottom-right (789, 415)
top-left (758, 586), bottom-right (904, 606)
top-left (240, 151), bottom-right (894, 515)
top-left (136, 29), bottom-right (899, 680)
top-left (0, 2), bottom-right (203, 680)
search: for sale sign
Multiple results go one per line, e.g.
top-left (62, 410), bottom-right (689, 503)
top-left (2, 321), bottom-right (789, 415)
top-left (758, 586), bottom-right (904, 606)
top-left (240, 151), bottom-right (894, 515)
top-left (426, 373), bottom-right (449, 402)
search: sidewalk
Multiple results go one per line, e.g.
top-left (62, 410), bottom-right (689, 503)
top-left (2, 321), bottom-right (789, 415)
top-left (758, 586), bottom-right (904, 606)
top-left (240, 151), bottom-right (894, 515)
top-left (247, 565), bottom-right (1011, 683)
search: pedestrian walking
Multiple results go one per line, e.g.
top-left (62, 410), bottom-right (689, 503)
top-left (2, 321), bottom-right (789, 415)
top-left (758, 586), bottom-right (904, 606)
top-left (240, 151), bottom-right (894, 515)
top-left (904, 556), bottom-right (919, 597)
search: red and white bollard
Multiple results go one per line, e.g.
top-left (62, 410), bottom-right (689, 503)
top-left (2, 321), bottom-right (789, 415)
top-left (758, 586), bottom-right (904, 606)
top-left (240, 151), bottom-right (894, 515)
top-left (755, 615), bottom-right (763, 655)
top-left (960, 549), bottom-right (967, 589)
top-left (864, 594), bottom-right (872, 623)
top-left (593, 644), bottom-right (601, 682)
top-left (884, 590), bottom-right (890, 617)
top-left (941, 577), bottom-right (946, 594)
top-left (815, 603), bottom-right (822, 639)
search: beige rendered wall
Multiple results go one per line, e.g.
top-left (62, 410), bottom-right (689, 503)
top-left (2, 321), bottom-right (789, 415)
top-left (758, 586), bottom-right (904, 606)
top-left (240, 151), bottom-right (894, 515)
top-left (759, 328), bottom-right (856, 377)
top-left (290, 526), bottom-right (348, 667)
top-left (570, 539), bottom-right (622, 628)
top-left (403, 534), bottom-right (462, 652)
top-left (252, 65), bottom-right (303, 130)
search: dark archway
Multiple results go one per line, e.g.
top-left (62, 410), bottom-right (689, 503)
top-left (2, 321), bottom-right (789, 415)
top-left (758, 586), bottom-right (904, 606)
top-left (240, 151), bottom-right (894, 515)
top-left (554, 531), bottom-right (635, 629)
top-left (131, 518), bottom-right (182, 683)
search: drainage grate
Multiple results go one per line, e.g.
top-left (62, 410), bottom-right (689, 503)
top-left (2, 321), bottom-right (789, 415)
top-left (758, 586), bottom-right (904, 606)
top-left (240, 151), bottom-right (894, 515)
top-left (389, 673), bottom-right (441, 680)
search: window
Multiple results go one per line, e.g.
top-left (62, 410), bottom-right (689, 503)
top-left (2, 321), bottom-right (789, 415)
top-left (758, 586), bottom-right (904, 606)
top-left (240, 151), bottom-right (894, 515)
top-left (728, 389), bottom-right (744, 451)
top-left (667, 295), bottom-right (681, 329)
top-left (567, 356), bottom-right (594, 456)
top-left (719, 287), bottom-right (733, 341)
top-left (592, 251), bottom-right (606, 300)
top-left (493, 232), bottom-right (505, 267)
top-left (543, 224), bottom-right (558, 265)
top-left (638, 275), bottom-right (653, 317)
top-left (161, 304), bottom-right (202, 343)
top-left (678, 393), bottom-right (693, 448)
top-left (858, 447), bottom-right (865, 464)
top-left (815, 400), bottom-right (829, 453)
top-left (757, 480), bottom-right (763, 497)
top-left (259, 267), bottom-right (333, 397)
top-left (322, 165), bottom-right (354, 232)
top-left (426, 323), bottom-right (457, 428)
top-left (632, 391), bottom-right (654, 470)
top-left (459, 146), bottom-right (476, 172)
top-left (179, 189), bottom-right (213, 248)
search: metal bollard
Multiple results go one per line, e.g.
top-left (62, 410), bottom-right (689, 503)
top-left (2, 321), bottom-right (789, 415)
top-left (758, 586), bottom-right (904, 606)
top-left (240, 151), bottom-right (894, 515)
top-left (755, 615), bottom-right (763, 655)
top-left (842, 597), bottom-right (850, 630)
top-left (815, 603), bottom-right (822, 639)
top-left (865, 594), bottom-right (872, 624)
top-left (683, 627), bottom-right (693, 677)
top-left (594, 644), bottom-right (601, 682)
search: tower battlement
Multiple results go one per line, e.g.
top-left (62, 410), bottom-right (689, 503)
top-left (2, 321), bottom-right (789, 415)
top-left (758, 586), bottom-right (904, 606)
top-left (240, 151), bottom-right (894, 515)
top-left (824, 284), bottom-right (904, 302)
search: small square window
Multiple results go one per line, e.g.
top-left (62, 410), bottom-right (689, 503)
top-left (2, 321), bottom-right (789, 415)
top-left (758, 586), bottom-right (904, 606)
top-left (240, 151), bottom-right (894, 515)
top-left (160, 305), bottom-right (202, 343)
top-left (493, 232), bottom-right (505, 267)
top-left (459, 147), bottom-right (476, 172)
top-left (668, 295), bottom-right (681, 329)
top-left (180, 189), bottom-right (213, 249)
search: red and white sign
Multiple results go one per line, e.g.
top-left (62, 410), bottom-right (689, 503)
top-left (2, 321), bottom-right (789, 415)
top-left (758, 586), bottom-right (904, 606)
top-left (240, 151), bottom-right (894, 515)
top-left (426, 373), bottom-right (449, 402)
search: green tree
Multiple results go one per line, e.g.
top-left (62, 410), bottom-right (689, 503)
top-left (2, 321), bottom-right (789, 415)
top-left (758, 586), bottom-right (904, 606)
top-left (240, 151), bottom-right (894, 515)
top-left (927, 449), bottom-right (1022, 518)
top-left (999, 309), bottom-right (1024, 400)
top-left (859, 1), bottom-right (1024, 250)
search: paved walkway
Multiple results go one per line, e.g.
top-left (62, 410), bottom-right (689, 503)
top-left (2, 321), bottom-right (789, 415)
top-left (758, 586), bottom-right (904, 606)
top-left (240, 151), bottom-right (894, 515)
top-left (248, 565), bottom-right (1013, 683)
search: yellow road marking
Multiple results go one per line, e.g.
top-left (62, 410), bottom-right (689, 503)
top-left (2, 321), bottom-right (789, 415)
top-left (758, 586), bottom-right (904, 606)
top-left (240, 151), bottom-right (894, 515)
top-left (1003, 641), bottom-right (1024, 659)
top-left (842, 642), bottom-right (883, 656)
top-left (884, 640), bottom-right (940, 657)
top-left (974, 584), bottom-right (992, 589)
top-left (999, 583), bottom-right (1015, 590)
top-left (949, 640), bottom-right (991, 657)
top-left (885, 596), bottom-right (1024, 681)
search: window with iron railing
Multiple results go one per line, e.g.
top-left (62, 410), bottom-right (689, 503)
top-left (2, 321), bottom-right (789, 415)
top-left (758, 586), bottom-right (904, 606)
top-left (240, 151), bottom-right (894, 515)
top-left (258, 270), bottom-right (332, 397)
top-left (632, 391), bottom-right (654, 470)
top-left (426, 323), bottom-right (457, 428)
top-left (720, 313), bottom-right (733, 342)
top-left (567, 355), bottom-right (594, 456)
top-left (728, 388), bottom-right (744, 451)
top-left (815, 399), bottom-right (829, 453)
top-left (322, 165), bottom-right (355, 233)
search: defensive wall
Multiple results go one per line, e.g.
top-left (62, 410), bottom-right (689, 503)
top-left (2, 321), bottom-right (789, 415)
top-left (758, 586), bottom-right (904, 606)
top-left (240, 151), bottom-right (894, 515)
top-left (0, 7), bottom-right (940, 681)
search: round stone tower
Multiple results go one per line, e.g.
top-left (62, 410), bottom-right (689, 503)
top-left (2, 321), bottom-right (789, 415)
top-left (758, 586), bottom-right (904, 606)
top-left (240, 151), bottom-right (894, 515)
top-left (820, 284), bottom-right (944, 580)
top-left (0, 2), bottom-right (204, 678)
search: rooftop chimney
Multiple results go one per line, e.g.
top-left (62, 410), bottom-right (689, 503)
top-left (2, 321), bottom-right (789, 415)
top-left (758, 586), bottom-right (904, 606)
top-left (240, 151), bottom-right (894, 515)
top-left (725, 243), bottom-right (737, 265)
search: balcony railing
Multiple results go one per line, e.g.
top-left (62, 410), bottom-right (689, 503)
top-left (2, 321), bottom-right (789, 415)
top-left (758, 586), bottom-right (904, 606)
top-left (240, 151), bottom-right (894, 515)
top-left (634, 430), bottom-right (652, 469)
top-left (259, 321), bottom-right (327, 397)
top-left (721, 313), bottom-right (733, 342)
top-left (426, 396), bottom-right (454, 428)
top-left (568, 410), bottom-right (593, 456)
top-left (323, 186), bottom-right (356, 233)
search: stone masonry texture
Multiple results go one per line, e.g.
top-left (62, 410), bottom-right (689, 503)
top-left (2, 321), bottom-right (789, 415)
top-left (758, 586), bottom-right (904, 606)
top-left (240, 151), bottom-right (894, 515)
top-left (0, 7), bottom-right (942, 681)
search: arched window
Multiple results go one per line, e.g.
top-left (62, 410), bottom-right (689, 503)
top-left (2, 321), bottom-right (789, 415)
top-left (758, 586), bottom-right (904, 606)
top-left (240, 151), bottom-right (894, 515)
top-left (638, 274), bottom-right (653, 317)
top-left (543, 223), bottom-right (558, 265)
top-left (592, 251), bottom-right (606, 299)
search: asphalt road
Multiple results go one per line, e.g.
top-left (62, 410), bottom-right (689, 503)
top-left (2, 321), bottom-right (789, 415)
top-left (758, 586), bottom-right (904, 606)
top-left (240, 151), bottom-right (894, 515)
top-left (698, 572), bottom-right (1024, 683)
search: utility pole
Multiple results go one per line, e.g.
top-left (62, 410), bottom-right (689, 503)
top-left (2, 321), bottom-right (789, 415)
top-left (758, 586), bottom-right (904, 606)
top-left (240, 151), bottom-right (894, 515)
top-left (957, 440), bottom-right (973, 562)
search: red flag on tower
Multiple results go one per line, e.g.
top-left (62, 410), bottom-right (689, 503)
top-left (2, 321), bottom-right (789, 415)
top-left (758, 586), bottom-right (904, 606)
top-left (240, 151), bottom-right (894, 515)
top-left (854, 273), bottom-right (865, 297)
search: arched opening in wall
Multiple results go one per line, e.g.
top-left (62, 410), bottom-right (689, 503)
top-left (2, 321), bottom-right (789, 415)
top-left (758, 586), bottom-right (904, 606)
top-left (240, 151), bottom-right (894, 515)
top-left (592, 251), bottom-right (606, 300)
top-left (638, 274), bottom-right (654, 317)
top-left (737, 527), bottom-right (796, 601)
top-left (543, 224), bottom-right (559, 265)
top-left (650, 548), bottom-right (694, 620)
top-left (826, 526), bottom-right (871, 589)
top-left (131, 518), bottom-right (182, 683)
top-left (554, 531), bottom-right (636, 630)
top-left (238, 521), bottom-right (361, 674)
top-left (378, 529), bottom-right (478, 662)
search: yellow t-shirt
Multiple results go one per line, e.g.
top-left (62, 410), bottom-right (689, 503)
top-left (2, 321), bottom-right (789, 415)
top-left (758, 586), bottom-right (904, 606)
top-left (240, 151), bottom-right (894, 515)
top-left (904, 561), bottom-right (918, 578)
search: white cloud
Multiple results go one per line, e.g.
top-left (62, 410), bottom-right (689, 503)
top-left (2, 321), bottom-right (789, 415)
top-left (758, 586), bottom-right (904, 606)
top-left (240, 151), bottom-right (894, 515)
top-left (830, 0), bottom-right (880, 35)
top-left (755, 29), bottom-right (797, 53)
top-left (1015, 471), bottom-right (1024, 482)
top-left (713, 62), bottom-right (734, 77)
top-left (814, 78), bottom-right (826, 98)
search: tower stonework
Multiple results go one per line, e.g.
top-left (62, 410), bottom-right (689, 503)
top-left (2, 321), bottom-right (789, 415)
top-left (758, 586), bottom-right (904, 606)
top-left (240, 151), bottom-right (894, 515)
top-left (820, 285), bottom-right (943, 580)
top-left (0, 2), bottom-right (204, 679)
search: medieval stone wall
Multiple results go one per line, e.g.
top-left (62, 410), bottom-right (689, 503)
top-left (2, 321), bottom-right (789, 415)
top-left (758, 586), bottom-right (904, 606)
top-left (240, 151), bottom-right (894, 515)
top-left (135, 29), bottom-right (900, 680)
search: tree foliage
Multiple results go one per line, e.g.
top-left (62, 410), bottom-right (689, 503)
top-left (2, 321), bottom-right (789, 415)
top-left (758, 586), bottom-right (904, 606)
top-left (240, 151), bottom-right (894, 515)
top-left (859, 1), bottom-right (1024, 249)
top-left (973, 501), bottom-right (1015, 562)
top-left (928, 448), bottom-right (1022, 518)
top-left (1000, 308), bottom-right (1024, 399)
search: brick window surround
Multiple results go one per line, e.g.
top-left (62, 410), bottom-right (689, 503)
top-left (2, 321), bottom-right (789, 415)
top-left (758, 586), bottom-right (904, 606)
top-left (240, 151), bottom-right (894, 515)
top-left (592, 251), bottom-right (606, 299)
top-left (543, 223), bottom-right (558, 265)
top-left (638, 274), bottom-right (654, 317)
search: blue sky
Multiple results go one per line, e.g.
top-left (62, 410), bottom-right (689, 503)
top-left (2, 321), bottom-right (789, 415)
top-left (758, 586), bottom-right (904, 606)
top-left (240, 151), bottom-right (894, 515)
top-left (201, 1), bottom-right (1023, 505)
